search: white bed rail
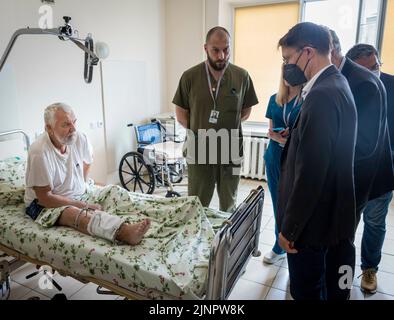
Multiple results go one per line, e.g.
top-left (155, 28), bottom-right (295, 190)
top-left (0, 129), bottom-right (30, 151)
top-left (0, 129), bottom-right (30, 300)
top-left (206, 186), bottom-right (264, 300)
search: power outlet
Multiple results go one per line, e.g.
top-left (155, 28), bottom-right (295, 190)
top-left (90, 121), bottom-right (104, 130)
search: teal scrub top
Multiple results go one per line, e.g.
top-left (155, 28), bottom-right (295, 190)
top-left (265, 94), bottom-right (301, 146)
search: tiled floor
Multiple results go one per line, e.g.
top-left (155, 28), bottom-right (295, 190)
top-left (227, 180), bottom-right (394, 301)
top-left (3, 179), bottom-right (394, 300)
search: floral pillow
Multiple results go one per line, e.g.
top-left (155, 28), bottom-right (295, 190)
top-left (0, 157), bottom-right (26, 205)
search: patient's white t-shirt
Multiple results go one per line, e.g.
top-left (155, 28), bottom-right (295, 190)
top-left (24, 131), bottom-right (93, 206)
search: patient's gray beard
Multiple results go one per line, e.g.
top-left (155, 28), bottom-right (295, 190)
top-left (57, 132), bottom-right (77, 146)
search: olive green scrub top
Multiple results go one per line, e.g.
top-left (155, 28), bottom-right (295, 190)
top-left (173, 62), bottom-right (259, 165)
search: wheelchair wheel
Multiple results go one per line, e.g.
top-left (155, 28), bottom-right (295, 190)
top-left (155, 163), bottom-right (183, 186)
top-left (169, 164), bottom-right (183, 184)
top-left (119, 152), bottom-right (155, 194)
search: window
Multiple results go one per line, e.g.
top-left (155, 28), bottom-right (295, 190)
top-left (234, 1), bottom-right (300, 123)
top-left (358, 0), bottom-right (381, 46)
top-left (381, 0), bottom-right (394, 74)
top-left (302, 0), bottom-right (386, 54)
top-left (302, 0), bottom-right (360, 54)
top-left (233, 0), bottom-right (392, 123)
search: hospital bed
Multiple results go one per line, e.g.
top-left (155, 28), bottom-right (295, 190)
top-left (0, 129), bottom-right (264, 300)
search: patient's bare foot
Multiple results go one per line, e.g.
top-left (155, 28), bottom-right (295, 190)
top-left (117, 219), bottom-right (151, 245)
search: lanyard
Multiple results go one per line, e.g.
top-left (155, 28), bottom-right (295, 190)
top-left (205, 61), bottom-right (226, 110)
top-left (339, 57), bottom-right (346, 72)
top-left (283, 95), bottom-right (300, 127)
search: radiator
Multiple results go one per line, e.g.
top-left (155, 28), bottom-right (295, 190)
top-left (241, 136), bottom-right (269, 180)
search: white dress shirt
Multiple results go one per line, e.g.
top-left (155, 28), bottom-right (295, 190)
top-left (302, 64), bottom-right (333, 100)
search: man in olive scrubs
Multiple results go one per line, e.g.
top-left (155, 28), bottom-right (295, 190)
top-left (173, 26), bottom-right (258, 212)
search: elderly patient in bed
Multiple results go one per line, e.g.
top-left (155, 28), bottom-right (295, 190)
top-left (24, 102), bottom-right (151, 245)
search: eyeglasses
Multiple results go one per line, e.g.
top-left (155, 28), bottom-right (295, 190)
top-left (282, 49), bottom-right (303, 66)
top-left (282, 46), bottom-right (315, 65)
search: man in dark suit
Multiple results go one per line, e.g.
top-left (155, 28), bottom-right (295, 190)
top-left (343, 43), bottom-right (394, 294)
top-left (277, 22), bottom-right (358, 300)
top-left (330, 32), bottom-right (394, 214)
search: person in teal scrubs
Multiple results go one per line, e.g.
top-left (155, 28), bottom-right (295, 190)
top-left (263, 66), bottom-right (302, 264)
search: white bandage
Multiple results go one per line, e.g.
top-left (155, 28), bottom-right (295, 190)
top-left (87, 211), bottom-right (124, 243)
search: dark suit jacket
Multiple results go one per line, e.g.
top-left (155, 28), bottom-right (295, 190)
top-left (342, 59), bottom-right (394, 211)
top-left (381, 72), bottom-right (394, 161)
top-left (277, 65), bottom-right (357, 246)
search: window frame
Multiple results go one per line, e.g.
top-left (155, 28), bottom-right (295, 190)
top-left (300, 0), bottom-right (388, 53)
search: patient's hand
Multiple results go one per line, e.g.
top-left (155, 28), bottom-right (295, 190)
top-left (78, 202), bottom-right (102, 210)
top-left (87, 203), bottom-right (102, 211)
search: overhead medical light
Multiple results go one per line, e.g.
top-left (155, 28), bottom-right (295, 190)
top-left (95, 42), bottom-right (110, 60)
top-left (0, 16), bottom-right (105, 83)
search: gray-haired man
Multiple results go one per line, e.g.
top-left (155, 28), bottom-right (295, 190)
top-left (25, 103), bottom-right (151, 245)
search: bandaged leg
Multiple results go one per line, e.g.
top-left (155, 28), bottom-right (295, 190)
top-left (57, 207), bottom-right (150, 245)
top-left (87, 210), bottom-right (124, 243)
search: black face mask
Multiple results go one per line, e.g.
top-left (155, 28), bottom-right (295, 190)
top-left (283, 50), bottom-right (311, 87)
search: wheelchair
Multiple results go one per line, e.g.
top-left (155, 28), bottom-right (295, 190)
top-left (118, 120), bottom-right (186, 198)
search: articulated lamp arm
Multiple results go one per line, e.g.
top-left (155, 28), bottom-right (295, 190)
top-left (0, 20), bottom-right (99, 83)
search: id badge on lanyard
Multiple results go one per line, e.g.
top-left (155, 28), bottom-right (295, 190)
top-left (209, 110), bottom-right (220, 124)
top-left (283, 96), bottom-right (299, 128)
top-left (206, 62), bottom-right (225, 124)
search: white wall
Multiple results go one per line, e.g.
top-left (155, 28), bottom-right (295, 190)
top-left (0, 64), bottom-right (19, 131)
top-left (165, 0), bottom-right (205, 112)
top-left (0, 0), bottom-right (166, 183)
